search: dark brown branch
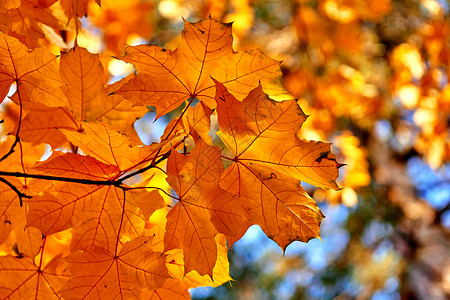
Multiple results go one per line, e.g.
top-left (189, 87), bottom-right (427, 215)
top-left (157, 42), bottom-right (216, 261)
top-left (0, 149), bottom-right (171, 191)
top-left (0, 136), bottom-right (19, 163)
top-left (0, 119), bottom-right (175, 204)
top-left (0, 171), bottom-right (120, 186)
top-left (0, 177), bottom-right (32, 207)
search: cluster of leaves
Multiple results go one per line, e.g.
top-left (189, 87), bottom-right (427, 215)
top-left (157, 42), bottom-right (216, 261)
top-left (195, 0), bottom-right (449, 299)
top-left (0, 1), bottom-right (342, 299)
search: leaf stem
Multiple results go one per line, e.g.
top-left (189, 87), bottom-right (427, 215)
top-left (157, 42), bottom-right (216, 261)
top-left (124, 186), bottom-right (178, 200)
top-left (114, 188), bottom-right (127, 256)
top-left (117, 151), bottom-right (171, 183)
top-left (161, 97), bottom-right (195, 141)
top-left (221, 155), bottom-right (235, 161)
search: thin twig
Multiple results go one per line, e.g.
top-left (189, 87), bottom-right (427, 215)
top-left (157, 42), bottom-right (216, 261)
top-left (0, 150), bottom-right (171, 192)
top-left (0, 82), bottom-right (24, 163)
top-left (117, 151), bottom-right (171, 183)
top-left (0, 171), bottom-right (120, 186)
top-left (0, 177), bottom-right (31, 207)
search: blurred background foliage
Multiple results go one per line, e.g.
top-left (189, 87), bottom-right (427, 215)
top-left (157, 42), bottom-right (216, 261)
top-left (1, 0), bottom-right (449, 299)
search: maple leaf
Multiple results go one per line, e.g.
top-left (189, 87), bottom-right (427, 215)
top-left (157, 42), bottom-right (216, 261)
top-left (166, 233), bottom-right (233, 288)
top-left (164, 140), bottom-right (246, 276)
top-left (114, 18), bottom-right (291, 119)
top-left (18, 103), bottom-right (79, 148)
top-left (60, 46), bottom-right (146, 130)
top-left (0, 241), bottom-right (69, 299)
top-left (7, 0), bottom-right (68, 49)
top-left (214, 79), bottom-right (342, 190)
top-left (0, 32), bottom-right (68, 107)
top-left (213, 80), bottom-right (341, 249)
top-left (59, 236), bottom-right (170, 299)
top-left (140, 279), bottom-right (190, 300)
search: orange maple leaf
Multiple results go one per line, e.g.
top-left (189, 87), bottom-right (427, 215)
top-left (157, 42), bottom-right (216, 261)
top-left (60, 46), bottom-right (146, 133)
top-left (214, 80), bottom-right (341, 249)
top-left (26, 152), bottom-right (161, 251)
top-left (164, 140), bottom-right (246, 276)
top-left (0, 240), bottom-right (69, 299)
top-left (59, 236), bottom-right (169, 299)
top-left (0, 32), bottom-right (68, 107)
top-left (140, 279), bottom-right (190, 300)
top-left (165, 233), bottom-right (233, 289)
top-left (114, 18), bottom-right (291, 118)
top-left (214, 80), bottom-right (342, 190)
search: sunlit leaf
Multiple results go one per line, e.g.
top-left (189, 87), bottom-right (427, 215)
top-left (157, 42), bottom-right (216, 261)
top-left (220, 163), bottom-right (324, 250)
top-left (60, 121), bottom-right (142, 170)
top-left (165, 140), bottom-right (246, 276)
top-left (0, 32), bottom-right (68, 107)
top-left (0, 251), bottom-right (68, 299)
top-left (59, 236), bottom-right (169, 299)
top-left (115, 18), bottom-right (291, 119)
top-left (166, 234), bottom-right (232, 288)
top-left (215, 80), bottom-right (341, 190)
top-left (26, 182), bottom-right (147, 251)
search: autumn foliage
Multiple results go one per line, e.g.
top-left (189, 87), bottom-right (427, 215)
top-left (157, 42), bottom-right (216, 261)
top-left (0, 1), bottom-right (343, 299)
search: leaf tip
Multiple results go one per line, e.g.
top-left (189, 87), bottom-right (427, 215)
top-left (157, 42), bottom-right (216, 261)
top-left (330, 181), bottom-right (343, 191)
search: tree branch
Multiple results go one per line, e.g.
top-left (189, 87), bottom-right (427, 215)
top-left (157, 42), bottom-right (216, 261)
top-left (0, 149), bottom-right (171, 192)
top-left (0, 171), bottom-right (120, 187)
top-left (0, 177), bottom-right (32, 207)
